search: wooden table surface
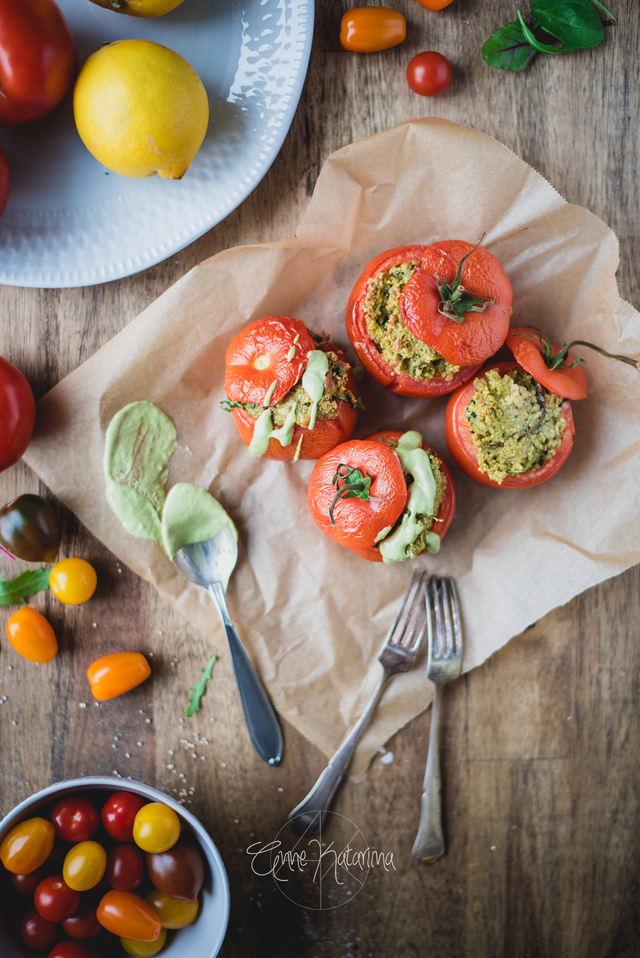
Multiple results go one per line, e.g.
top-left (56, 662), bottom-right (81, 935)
top-left (1, 2), bottom-right (638, 956)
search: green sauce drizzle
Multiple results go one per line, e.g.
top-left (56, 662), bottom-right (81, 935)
top-left (379, 431), bottom-right (440, 564)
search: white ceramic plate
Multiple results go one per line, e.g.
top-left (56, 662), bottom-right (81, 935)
top-left (0, 0), bottom-right (313, 289)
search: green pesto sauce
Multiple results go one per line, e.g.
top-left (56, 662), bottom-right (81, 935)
top-left (379, 431), bottom-right (441, 564)
top-left (363, 263), bottom-right (460, 382)
top-left (301, 350), bottom-right (329, 431)
top-left (466, 369), bottom-right (566, 483)
top-left (104, 401), bottom-right (176, 546)
top-left (162, 482), bottom-right (237, 560)
top-left (263, 379), bottom-right (278, 406)
top-left (248, 404), bottom-right (297, 457)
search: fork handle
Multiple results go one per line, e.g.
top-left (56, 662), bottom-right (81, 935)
top-left (289, 670), bottom-right (389, 835)
top-left (412, 685), bottom-right (445, 862)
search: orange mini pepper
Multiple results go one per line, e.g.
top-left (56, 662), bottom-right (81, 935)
top-left (87, 652), bottom-right (151, 701)
top-left (5, 607), bottom-right (58, 663)
top-left (340, 7), bottom-right (406, 53)
top-left (415, 0), bottom-right (454, 9)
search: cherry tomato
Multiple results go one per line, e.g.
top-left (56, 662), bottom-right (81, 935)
top-left (121, 929), bottom-right (167, 957)
top-left (146, 843), bottom-right (204, 901)
top-left (87, 652), bottom-right (151, 701)
top-left (0, 0), bottom-right (78, 126)
top-left (415, 0), bottom-right (454, 9)
top-left (10, 867), bottom-right (42, 894)
top-left (0, 494), bottom-right (61, 562)
top-left (61, 904), bottom-right (102, 939)
top-left (5, 607), bottom-right (58, 664)
top-left (133, 803), bottom-right (180, 854)
top-left (0, 144), bottom-right (10, 219)
top-left (340, 7), bottom-right (405, 52)
top-left (63, 841), bottom-right (107, 891)
top-left (0, 816), bottom-right (55, 873)
top-left (49, 558), bottom-right (97, 605)
top-left (47, 943), bottom-right (99, 958)
top-left (0, 355), bottom-right (36, 472)
top-left (106, 844), bottom-right (144, 891)
top-left (96, 890), bottom-right (162, 941)
top-left (51, 796), bottom-right (100, 843)
top-left (444, 361), bottom-right (576, 488)
top-left (406, 51), bottom-right (452, 96)
top-left (34, 874), bottom-right (80, 922)
top-left (146, 888), bottom-right (199, 928)
top-left (20, 908), bottom-right (57, 951)
top-left (101, 792), bottom-right (146, 843)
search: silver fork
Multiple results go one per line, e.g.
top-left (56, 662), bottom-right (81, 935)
top-left (412, 576), bottom-right (463, 862)
top-left (289, 571), bottom-right (428, 836)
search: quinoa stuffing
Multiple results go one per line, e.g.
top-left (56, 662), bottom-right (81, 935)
top-left (362, 262), bottom-right (460, 382)
top-left (466, 368), bottom-right (566, 483)
top-left (221, 332), bottom-right (363, 427)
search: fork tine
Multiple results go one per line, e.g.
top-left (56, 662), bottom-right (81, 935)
top-left (386, 569), bottom-right (419, 641)
top-left (441, 579), bottom-right (455, 657)
top-left (387, 570), bottom-right (427, 652)
top-left (429, 577), bottom-right (445, 658)
top-left (448, 579), bottom-right (462, 657)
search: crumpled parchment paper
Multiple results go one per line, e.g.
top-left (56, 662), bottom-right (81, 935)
top-left (24, 118), bottom-right (640, 776)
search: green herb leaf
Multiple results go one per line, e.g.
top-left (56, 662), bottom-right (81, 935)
top-left (186, 654), bottom-right (218, 717)
top-left (482, 21), bottom-right (538, 72)
top-left (517, 12), bottom-right (580, 54)
top-left (0, 568), bottom-right (51, 606)
top-left (532, 0), bottom-right (604, 48)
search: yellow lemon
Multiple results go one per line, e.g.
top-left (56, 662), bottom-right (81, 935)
top-left (88, 0), bottom-right (186, 16)
top-left (74, 40), bottom-right (209, 180)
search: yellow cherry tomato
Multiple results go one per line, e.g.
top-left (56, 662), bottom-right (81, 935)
top-left (146, 888), bottom-right (199, 929)
top-left (0, 817), bottom-right (55, 874)
top-left (121, 929), bottom-right (168, 956)
top-left (340, 7), bottom-right (406, 52)
top-left (87, 652), bottom-right (151, 701)
top-left (63, 840), bottom-right (107, 891)
top-left (133, 804), bottom-right (180, 854)
top-left (49, 558), bottom-right (97, 605)
top-left (5, 607), bottom-right (58, 663)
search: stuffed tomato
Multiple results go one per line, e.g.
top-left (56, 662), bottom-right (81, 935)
top-left (222, 316), bottom-right (363, 461)
top-left (345, 241), bottom-right (512, 398)
top-left (445, 357), bottom-right (576, 489)
top-left (308, 429), bottom-right (455, 562)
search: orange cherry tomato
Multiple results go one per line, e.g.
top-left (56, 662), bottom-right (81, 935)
top-left (415, 0), bottom-right (454, 9)
top-left (87, 652), bottom-right (151, 701)
top-left (0, 817), bottom-right (55, 874)
top-left (340, 7), bottom-right (406, 53)
top-left (63, 841), bottom-right (107, 891)
top-left (133, 804), bottom-right (180, 854)
top-left (97, 890), bottom-right (161, 941)
top-left (5, 607), bottom-right (58, 663)
top-left (49, 557), bottom-right (97, 605)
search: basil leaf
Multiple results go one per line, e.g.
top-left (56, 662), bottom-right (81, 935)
top-left (532, 0), bottom-right (604, 48)
top-left (0, 568), bottom-right (50, 606)
top-left (482, 21), bottom-right (537, 71)
top-left (186, 654), bottom-right (217, 717)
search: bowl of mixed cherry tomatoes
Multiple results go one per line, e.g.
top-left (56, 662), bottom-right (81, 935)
top-left (0, 777), bottom-right (229, 958)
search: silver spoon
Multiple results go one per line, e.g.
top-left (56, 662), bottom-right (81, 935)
top-left (173, 522), bottom-right (283, 766)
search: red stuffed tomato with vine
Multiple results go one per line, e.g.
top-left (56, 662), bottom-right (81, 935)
top-left (445, 359), bottom-right (576, 489)
top-left (223, 316), bottom-right (362, 461)
top-left (308, 429), bottom-right (455, 562)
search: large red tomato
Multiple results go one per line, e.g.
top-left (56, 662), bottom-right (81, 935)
top-left (0, 0), bottom-right (78, 126)
top-left (444, 361), bottom-right (575, 489)
top-left (0, 356), bottom-right (36, 472)
top-left (308, 430), bottom-right (455, 562)
top-left (345, 245), bottom-right (484, 397)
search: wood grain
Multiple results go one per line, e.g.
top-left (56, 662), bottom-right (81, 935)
top-left (1, 1), bottom-right (639, 955)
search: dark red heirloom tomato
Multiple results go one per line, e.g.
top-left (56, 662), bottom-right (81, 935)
top-left (101, 792), bottom-right (146, 843)
top-left (225, 316), bottom-right (361, 461)
top-left (61, 904), bottom-right (102, 939)
top-left (20, 908), bottom-right (57, 951)
top-left (345, 245), bottom-right (484, 397)
top-left (0, 0), bottom-right (78, 126)
top-left (34, 874), bottom-right (80, 922)
top-left (47, 942), bottom-right (100, 958)
top-left (0, 144), bottom-right (10, 217)
top-left (0, 355), bottom-right (36, 472)
top-left (106, 844), bottom-right (144, 891)
top-left (51, 797), bottom-right (100, 843)
top-left (308, 431), bottom-right (455, 562)
top-left (11, 868), bottom-right (42, 894)
top-left (146, 843), bottom-right (205, 901)
top-left (444, 361), bottom-right (575, 489)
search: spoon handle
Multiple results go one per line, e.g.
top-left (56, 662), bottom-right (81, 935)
top-left (208, 584), bottom-right (283, 766)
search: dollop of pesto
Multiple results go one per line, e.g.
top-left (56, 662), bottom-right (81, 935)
top-left (466, 368), bottom-right (566, 483)
top-left (378, 431), bottom-right (444, 564)
top-left (362, 263), bottom-right (460, 382)
top-left (162, 483), bottom-right (236, 560)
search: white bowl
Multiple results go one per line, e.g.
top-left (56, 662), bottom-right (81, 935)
top-left (0, 776), bottom-right (230, 958)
